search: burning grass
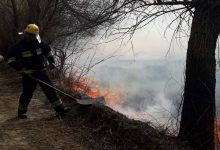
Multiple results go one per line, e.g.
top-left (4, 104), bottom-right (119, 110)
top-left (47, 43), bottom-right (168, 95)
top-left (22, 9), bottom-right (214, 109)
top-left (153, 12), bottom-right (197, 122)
top-left (57, 73), bottom-right (192, 149)
top-left (58, 90), bottom-right (191, 150)
top-left (59, 74), bottom-right (125, 107)
top-left (0, 64), bottom-right (192, 149)
top-left (61, 98), bottom-right (191, 150)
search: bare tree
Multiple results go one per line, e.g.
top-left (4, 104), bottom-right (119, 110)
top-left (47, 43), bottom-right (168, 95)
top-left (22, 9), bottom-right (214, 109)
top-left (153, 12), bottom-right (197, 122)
top-left (72, 0), bottom-right (219, 149)
top-left (1, 0), bottom-right (220, 149)
top-left (0, 0), bottom-right (121, 84)
top-left (0, 0), bottom-right (119, 54)
top-left (56, 0), bottom-right (220, 148)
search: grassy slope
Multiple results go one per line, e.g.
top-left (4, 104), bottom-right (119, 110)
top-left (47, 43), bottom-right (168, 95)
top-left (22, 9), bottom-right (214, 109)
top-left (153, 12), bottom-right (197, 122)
top-left (0, 63), bottom-right (191, 150)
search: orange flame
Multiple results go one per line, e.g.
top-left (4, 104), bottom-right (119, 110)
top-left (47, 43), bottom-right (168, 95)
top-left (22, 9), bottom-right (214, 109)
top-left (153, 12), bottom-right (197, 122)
top-left (61, 75), bottom-right (124, 107)
top-left (215, 119), bottom-right (220, 148)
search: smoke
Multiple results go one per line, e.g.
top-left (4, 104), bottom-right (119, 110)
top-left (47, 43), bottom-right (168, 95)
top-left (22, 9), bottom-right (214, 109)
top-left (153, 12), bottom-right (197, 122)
top-left (89, 59), bottom-right (184, 123)
top-left (90, 58), bottom-right (220, 126)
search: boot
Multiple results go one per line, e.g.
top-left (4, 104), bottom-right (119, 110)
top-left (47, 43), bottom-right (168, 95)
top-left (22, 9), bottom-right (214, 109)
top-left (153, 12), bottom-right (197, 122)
top-left (18, 113), bottom-right (27, 119)
top-left (18, 109), bottom-right (27, 119)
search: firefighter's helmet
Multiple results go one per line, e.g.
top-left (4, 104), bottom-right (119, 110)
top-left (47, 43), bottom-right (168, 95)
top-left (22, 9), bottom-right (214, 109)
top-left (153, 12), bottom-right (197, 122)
top-left (24, 24), bottom-right (39, 35)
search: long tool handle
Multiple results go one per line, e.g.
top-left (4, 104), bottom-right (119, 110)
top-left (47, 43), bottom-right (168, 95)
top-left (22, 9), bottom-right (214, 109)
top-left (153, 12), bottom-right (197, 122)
top-left (27, 75), bottom-right (78, 100)
top-left (25, 74), bottom-right (97, 105)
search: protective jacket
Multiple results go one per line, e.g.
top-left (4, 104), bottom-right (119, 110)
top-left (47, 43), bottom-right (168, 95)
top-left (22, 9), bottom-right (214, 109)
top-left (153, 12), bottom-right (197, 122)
top-left (7, 38), bottom-right (54, 74)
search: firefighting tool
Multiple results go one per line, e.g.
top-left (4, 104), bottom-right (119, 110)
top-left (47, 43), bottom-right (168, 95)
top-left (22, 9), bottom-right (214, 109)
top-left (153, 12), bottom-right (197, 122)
top-left (25, 74), bottom-right (105, 105)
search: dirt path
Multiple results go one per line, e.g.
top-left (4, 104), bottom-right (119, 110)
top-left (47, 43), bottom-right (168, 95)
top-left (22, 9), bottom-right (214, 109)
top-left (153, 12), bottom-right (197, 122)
top-left (0, 69), bottom-right (86, 150)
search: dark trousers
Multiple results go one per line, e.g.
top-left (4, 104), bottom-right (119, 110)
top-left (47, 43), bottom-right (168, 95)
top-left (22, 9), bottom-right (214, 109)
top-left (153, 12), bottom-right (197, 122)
top-left (18, 70), bottom-right (60, 114)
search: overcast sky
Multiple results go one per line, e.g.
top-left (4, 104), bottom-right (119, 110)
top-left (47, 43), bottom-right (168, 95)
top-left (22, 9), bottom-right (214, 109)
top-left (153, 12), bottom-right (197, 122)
top-left (89, 21), bottom-right (188, 61)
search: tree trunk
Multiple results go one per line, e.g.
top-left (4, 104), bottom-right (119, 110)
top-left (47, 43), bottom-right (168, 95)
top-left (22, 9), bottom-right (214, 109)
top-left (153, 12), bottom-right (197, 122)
top-left (179, 3), bottom-right (220, 150)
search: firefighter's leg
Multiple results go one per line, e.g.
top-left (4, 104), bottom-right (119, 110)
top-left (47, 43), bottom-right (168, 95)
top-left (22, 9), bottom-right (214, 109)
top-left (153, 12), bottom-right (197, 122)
top-left (36, 70), bottom-right (71, 115)
top-left (18, 75), bottom-right (37, 118)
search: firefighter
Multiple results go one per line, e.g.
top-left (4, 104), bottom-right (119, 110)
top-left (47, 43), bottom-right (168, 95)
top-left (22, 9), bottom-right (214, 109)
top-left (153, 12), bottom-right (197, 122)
top-left (7, 24), bottom-right (71, 119)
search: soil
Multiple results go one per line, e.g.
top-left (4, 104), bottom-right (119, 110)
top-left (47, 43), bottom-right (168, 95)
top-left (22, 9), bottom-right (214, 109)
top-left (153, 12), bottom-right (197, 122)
top-left (0, 66), bottom-right (86, 150)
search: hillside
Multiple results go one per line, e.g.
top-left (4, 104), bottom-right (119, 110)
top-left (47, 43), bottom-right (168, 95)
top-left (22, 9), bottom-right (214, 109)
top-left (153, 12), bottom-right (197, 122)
top-left (0, 63), bottom-right (191, 150)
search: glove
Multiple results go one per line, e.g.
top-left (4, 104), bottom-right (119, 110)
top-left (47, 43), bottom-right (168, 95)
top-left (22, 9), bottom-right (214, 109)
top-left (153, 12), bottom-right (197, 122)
top-left (48, 63), bottom-right (55, 70)
top-left (18, 69), bottom-right (35, 75)
top-left (0, 55), bottom-right (4, 63)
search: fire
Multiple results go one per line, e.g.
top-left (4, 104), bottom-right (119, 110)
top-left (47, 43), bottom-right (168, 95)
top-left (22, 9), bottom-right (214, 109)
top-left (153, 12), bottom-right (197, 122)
top-left (61, 75), bottom-right (124, 107)
top-left (215, 119), bottom-right (220, 148)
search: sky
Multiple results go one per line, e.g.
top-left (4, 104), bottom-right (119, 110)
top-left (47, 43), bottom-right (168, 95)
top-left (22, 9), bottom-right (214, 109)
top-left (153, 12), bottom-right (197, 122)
top-left (89, 20), bottom-right (188, 61)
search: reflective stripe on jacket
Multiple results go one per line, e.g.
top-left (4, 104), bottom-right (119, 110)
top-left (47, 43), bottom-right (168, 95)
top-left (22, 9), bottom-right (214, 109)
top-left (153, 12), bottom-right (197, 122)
top-left (7, 38), bottom-right (55, 72)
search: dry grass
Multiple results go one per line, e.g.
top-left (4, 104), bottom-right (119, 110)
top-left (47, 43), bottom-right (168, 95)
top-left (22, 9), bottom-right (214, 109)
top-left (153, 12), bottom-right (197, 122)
top-left (0, 63), bottom-right (192, 150)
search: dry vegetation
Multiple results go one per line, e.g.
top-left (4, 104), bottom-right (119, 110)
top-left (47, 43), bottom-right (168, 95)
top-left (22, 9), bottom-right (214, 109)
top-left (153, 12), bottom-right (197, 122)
top-left (0, 63), bottom-right (192, 150)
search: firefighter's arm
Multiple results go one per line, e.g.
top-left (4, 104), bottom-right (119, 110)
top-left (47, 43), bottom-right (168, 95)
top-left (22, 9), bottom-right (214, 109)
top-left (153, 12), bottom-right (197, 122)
top-left (6, 48), bottom-right (23, 71)
top-left (41, 42), bottom-right (55, 69)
